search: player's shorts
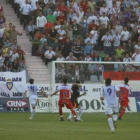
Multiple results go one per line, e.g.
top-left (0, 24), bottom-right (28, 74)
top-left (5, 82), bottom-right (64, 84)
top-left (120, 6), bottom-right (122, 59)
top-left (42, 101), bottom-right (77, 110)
top-left (58, 99), bottom-right (74, 109)
top-left (120, 100), bottom-right (128, 107)
top-left (71, 98), bottom-right (79, 108)
top-left (30, 95), bottom-right (38, 105)
top-left (105, 106), bottom-right (119, 115)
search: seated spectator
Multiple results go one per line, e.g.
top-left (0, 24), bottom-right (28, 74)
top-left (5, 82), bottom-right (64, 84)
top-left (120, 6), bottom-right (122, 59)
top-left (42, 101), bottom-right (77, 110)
top-left (9, 49), bottom-right (19, 63)
top-left (40, 35), bottom-right (47, 47)
top-left (66, 52), bottom-right (77, 61)
top-left (34, 29), bottom-right (44, 40)
top-left (52, 38), bottom-right (61, 51)
top-left (44, 47), bottom-right (55, 65)
top-left (11, 60), bottom-right (20, 72)
top-left (115, 46), bottom-right (125, 59)
top-left (126, 64), bottom-right (136, 72)
top-left (0, 53), bottom-right (5, 71)
top-left (84, 53), bottom-right (92, 61)
top-left (0, 12), bottom-right (6, 28)
top-left (44, 19), bottom-right (54, 34)
top-left (16, 46), bottom-right (25, 55)
top-left (4, 39), bottom-right (12, 48)
top-left (56, 53), bottom-right (65, 61)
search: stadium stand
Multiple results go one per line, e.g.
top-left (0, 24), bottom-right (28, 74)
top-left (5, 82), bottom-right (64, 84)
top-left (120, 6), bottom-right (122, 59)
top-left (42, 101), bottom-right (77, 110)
top-left (3, 0), bottom-right (140, 83)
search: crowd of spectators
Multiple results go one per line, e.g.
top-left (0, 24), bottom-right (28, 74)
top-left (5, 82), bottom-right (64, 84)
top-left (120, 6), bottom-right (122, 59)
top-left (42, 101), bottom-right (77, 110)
top-left (0, 2), bottom-right (26, 72)
top-left (8, 0), bottom-right (140, 81)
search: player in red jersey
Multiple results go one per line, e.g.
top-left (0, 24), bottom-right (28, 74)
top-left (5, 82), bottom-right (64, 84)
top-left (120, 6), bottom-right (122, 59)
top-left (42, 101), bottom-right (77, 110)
top-left (51, 78), bottom-right (77, 121)
top-left (118, 77), bottom-right (131, 120)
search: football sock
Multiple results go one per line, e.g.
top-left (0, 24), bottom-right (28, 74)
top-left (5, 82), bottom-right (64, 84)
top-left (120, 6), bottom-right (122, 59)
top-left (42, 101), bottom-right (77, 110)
top-left (68, 112), bottom-right (73, 119)
top-left (113, 114), bottom-right (118, 121)
top-left (71, 109), bottom-right (76, 118)
top-left (31, 109), bottom-right (35, 118)
top-left (77, 106), bottom-right (83, 120)
top-left (59, 108), bottom-right (63, 116)
top-left (119, 109), bottom-right (125, 119)
top-left (108, 118), bottom-right (114, 131)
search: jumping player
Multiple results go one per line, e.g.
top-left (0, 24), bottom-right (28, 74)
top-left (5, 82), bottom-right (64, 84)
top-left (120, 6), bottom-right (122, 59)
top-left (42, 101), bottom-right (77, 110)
top-left (67, 80), bottom-right (86, 121)
top-left (118, 77), bottom-right (131, 120)
top-left (51, 77), bottom-right (77, 121)
top-left (24, 79), bottom-right (47, 120)
top-left (100, 78), bottom-right (120, 133)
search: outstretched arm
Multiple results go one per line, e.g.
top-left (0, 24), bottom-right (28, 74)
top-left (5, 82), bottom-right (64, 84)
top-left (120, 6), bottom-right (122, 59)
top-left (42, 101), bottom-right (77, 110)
top-left (23, 90), bottom-right (27, 99)
top-left (51, 91), bottom-right (58, 97)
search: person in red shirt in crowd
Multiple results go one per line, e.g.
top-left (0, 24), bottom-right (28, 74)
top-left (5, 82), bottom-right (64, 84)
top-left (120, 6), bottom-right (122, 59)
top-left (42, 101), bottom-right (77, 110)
top-left (34, 30), bottom-right (44, 40)
top-left (80, 0), bottom-right (88, 13)
top-left (44, 19), bottom-right (54, 34)
top-left (118, 77), bottom-right (131, 120)
top-left (0, 3), bottom-right (3, 13)
top-left (58, 2), bottom-right (68, 16)
top-left (51, 77), bottom-right (77, 121)
top-left (56, 12), bottom-right (65, 25)
top-left (88, 20), bottom-right (99, 32)
top-left (16, 46), bottom-right (26, 55)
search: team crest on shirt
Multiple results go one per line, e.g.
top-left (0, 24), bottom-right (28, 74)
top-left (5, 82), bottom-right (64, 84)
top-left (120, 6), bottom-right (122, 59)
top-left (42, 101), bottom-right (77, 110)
top-left (6, 79), bottom-right (13, 90)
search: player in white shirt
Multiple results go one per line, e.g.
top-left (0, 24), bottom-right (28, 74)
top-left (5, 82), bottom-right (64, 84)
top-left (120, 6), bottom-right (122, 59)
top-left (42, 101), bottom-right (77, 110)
top-left (24, 79), bottom-right (47, 120)
top-left (100, 78), bottom-right (120, 133)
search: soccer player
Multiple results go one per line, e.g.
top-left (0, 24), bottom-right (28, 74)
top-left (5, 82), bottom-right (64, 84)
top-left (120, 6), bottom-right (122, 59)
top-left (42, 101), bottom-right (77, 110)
top-left (51, 77), bottom-right (77, 121)
top-left (67, 80), bottom-right (86, 121)
top-left (24, 79), bottom-right (47, 120)
top-left (118, 77), bottom-right (130, 120)
top-left (100, 78), bottom-right (120, 133)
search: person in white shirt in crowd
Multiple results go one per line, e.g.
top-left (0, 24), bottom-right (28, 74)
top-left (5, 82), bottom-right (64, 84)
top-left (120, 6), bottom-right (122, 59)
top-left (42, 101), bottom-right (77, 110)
top-left (56, 53), bottom-right (65, 61)
top-left (132, 49), bottom-right (140, 67)
top-left (55, 21), bottom-right (61, 31)
top-left (9, 48), bottom-right (19, 63)
top-left (44, 0), bottom-right (55, 4)
top-left (78, 7), bottom-right (84, 19)
top-left (105, 0), bottom-right (113, 9)
top-left (99, 12), bottom-right (109, 28)
top-left (90, 26), bottom-right (99, 45)
top-left (0, 53), bottom-right (5, 71)
top-left (116, 0), bottom-right (122, 10)
top-left (66, 52), bottom-right (77, 61)
top-left (121, 27), bottom-right (130, 44)
top-left (0, 25), bottom-right (5, 43)
top-left (87, 12), bottom-right (99, 25)
top-left (100, 78), bottom-right (120, 133)
top-left (72, 12), bottom-right (82, 24)
top-left (113, 31), bottom-right (121, 50)
top-left (123, 53), bottom-right (132, 67)
top-left (134, 41), bottom-right (140, 53)
top-left (84, 53), bottom-right (92, 61)
top-left (84, 33), bottom-right (97, 48)
top-left (30, 0), bottom-right (38, 11)
top-left (44, 47), bottom-right (55, 65)
top-left (131, 0), bottom-right (139, 8)
top-left (27, 20), bottom-right (37, 41)
top-left (115, 21), bottom-right (123, 35)
top-left (57, 26), bottom-right (66, 41)
top-left (20, 0), bottom-right (32, 30)
top-left (109, 3), bottom-right (120, 17)
top-left (53, 8), bottom-right (60, 17)
top-left (101, 31), bottom-right (113, 56)
top-left (100, 3), bottom-right (109, 16)
top-left (36, 11), bottom-right (47, 33)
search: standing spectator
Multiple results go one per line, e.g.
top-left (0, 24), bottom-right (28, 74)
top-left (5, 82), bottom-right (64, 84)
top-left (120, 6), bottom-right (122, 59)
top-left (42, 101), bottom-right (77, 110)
top-left (132, 49), bottom-right (140, 67)
top-left (113, 31), bottom-right (121, 50)
top-left (115, 21), bottom-right (123, 35)
top-left (101, 31), bottom-right (113, 56)
top-left (73, 39), bottom-right (82, 59)
top-left (0, 12), bottom-right (6, 28)
top-left (44, 19), bottom-right (54, 34)
top-left (84, 41), bottom-right (93, 56)
top-left (0, 53), bottom-right (5, 71)
top-left (10, 26), bottom-right (22, 42)
top-left (36, 11), bottom-right (47, 33)
top-left (21, 0), bottom-right (32, 30)
top-left (46, 10), bottom-right (56, 24)
top-left (99, 12), bottom-right (109, 27)
top-left (44, 47), bottom-right (55, 65)
top-left (61, 38), bottom-right (72, 58)
top-left (121, 26), bottom-right (130, 44)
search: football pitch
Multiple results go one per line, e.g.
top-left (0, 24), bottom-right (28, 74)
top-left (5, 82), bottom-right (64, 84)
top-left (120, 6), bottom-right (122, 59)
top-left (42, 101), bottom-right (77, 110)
top-left (0, 113), bottom-right (140, 140)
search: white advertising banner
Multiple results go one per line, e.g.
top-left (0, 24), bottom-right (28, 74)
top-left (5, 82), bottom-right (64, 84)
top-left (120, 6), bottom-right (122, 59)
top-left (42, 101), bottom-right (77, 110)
top-left (0, 71), bottom-right (26, 98)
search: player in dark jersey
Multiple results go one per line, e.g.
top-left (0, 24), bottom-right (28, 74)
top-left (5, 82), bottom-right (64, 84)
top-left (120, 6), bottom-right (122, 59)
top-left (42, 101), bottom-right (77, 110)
top-left (67, 80), bottom-right (86, 121)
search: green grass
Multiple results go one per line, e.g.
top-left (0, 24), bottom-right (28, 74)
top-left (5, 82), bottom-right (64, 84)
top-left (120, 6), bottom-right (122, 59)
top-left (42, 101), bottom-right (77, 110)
top-left (0, 113), bottom-right (140, 140)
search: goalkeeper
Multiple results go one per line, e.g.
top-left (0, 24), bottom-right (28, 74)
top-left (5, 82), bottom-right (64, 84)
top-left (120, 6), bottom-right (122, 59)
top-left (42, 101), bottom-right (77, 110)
top-left (67, 80), bottom-right (86, 121)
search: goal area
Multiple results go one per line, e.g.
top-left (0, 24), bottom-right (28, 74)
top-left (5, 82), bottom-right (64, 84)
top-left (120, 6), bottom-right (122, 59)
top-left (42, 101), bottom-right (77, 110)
top-left (49, 61), bottom-right (140, 113)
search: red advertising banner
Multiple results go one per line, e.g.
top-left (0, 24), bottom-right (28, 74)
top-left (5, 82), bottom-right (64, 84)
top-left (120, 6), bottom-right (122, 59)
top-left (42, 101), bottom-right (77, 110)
top-left (103, 72), bottom-right (140, 80)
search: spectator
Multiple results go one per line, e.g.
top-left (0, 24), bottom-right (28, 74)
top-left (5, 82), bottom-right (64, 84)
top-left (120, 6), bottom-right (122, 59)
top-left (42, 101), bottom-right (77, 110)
top-left (84, 41), bottom-right (93, 56)
top-left (36, 11), bottom-right (47, 33)
top-left (132, 49), bottom-right (140, 67)
top-left (66, 52), bottom-right (77, 61)
top-left (47, 10), bottom-right (56, 24)
top-left (44, 47), bottom-right (55, 65)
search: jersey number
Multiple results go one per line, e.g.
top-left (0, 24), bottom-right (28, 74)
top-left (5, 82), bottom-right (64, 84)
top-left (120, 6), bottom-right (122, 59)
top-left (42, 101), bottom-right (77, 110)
top-left (30, 86), bottom-right (35, 91)
top-left (107, 88), bottom-right (112, 95)
top-left (63, 91), bottom-right (67, 97)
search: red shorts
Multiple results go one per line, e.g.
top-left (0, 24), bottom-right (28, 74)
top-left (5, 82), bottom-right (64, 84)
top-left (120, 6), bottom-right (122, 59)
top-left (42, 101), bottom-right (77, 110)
top-left (120, 99), bottom-right (128, 107)
top-left (58, 99), bottom-right (73, 109)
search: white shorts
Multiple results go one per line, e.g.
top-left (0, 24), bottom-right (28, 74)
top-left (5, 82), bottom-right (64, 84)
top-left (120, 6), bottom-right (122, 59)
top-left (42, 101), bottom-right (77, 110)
top-left (30, 95), bottom-right (38, 106)
top-left (105, 106), bottom-right (119, 115)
